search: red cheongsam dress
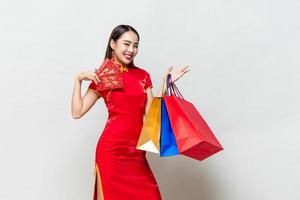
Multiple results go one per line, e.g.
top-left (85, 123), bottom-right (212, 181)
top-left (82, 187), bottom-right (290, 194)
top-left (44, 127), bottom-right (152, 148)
top-left (88, 66), bottom-right (162, 200)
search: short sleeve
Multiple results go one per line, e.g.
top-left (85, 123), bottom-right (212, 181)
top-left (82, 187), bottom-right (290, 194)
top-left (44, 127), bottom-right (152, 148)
top-left (144, 72), bottom-right (153, 89)
top-left (88, 81), bottom-right (101, 98)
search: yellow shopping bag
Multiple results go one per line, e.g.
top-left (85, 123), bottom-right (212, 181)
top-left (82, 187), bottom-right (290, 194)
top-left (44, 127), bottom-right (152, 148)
top-left (136, 97), bottom-right (161, 154)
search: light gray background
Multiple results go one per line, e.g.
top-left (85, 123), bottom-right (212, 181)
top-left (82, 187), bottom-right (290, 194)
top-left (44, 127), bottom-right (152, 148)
top-left (1, 0), bottom-right (299, 199)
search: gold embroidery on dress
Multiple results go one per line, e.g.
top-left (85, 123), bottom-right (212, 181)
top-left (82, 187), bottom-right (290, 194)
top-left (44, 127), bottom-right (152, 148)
top-left (106, 90), bottom-right (112, 101)
top-left (119, 64), bottom-right (128, 73)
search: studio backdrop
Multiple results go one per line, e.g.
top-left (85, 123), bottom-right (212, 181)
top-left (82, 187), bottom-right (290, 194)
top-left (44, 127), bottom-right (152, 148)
top-left (0, 0), bottom-right (299, 199)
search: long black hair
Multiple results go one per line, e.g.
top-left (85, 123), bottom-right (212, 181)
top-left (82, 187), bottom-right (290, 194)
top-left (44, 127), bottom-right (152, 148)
top-left (104, 24), bottom-right (140, 68)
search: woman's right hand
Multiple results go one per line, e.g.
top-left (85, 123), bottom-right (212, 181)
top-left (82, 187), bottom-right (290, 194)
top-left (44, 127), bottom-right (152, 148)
top-left (72, 70), bottom-right (100, 119)
top-left (76, 71), bottom-right (100, 84)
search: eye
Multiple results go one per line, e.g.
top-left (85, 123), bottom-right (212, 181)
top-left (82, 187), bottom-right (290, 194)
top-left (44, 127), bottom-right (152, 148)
top-left (124, 43), bottom-right (129, 46)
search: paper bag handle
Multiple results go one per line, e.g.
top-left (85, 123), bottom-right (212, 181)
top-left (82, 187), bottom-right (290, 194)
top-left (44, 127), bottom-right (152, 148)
top-left (166, 74), bottom-right (184, 100)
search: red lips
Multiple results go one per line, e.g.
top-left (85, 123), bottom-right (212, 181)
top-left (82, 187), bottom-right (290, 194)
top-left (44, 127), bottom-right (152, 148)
top-left (124, 54), bottom-right (133, 59)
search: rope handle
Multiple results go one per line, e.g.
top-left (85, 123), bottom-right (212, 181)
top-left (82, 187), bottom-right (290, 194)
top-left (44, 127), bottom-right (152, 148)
top-left (166, 74), bottom-right (184, 100)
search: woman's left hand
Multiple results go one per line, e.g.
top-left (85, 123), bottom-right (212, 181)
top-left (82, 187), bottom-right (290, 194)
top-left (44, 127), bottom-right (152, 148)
top-left (164, 65), bottom-right (190, 82)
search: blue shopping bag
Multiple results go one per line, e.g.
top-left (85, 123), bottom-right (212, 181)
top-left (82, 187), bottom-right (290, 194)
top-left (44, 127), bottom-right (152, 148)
top-left (160, 99), bottom-right (179, 157)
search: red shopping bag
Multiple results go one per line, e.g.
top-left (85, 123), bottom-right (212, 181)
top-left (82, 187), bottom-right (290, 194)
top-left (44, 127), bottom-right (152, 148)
top-left (164, 75), bottom-right (223, 161)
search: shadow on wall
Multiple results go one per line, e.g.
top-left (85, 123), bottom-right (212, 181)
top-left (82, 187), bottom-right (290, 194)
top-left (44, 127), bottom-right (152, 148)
top-left (147, 153), bottom-right (227, 200)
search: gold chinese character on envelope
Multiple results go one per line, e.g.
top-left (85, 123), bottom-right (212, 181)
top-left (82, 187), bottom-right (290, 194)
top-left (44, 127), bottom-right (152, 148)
top-left (95, 58), bottom-right (124, 92)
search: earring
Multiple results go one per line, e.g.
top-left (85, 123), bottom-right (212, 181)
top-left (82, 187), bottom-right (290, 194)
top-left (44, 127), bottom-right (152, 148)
top-left (111, 51), bottom-right (115, 61)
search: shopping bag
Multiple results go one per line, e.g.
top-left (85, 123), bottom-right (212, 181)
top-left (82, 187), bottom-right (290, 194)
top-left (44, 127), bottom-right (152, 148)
top-left (136, 97), bottom-right (161, 154)
top-left (160, 99), bottom-right (179, 157)
top-left (95, 58), bottom-right (124, 92)
top-left (164, 75), bottom-right (223, 161)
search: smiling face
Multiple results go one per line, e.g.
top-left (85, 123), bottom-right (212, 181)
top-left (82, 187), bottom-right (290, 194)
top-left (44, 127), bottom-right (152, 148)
top-left (110, 30), bottom-right (139, 66)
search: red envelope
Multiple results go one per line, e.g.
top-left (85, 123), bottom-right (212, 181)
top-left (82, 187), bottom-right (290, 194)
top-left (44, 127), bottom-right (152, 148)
top-left (95, 58), bottom-right (124, 92)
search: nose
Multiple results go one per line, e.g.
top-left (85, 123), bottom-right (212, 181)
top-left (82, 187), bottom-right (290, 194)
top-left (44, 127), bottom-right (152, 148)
top-left (127, 44), bottom-right (134, 53)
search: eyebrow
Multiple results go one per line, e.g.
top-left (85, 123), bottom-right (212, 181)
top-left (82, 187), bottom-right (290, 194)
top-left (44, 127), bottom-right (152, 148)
top-left (123, 40), bottom-right (139, 45)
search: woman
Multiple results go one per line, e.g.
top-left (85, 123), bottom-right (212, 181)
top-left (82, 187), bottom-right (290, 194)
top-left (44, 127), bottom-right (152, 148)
top-left (71, 24), bottom-right (189, 200)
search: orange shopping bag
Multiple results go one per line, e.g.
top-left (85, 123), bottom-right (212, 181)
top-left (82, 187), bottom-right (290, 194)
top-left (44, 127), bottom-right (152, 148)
top-left (136, 97), bottom-right (161, 154)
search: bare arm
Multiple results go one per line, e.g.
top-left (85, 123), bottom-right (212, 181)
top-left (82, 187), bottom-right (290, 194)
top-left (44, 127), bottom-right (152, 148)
top-left (144, 76), bottom-right (167, 118)
top-left (144, 65), bottom-right (190, 117)
top-left (71, 72), bottom-right (101, 119)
